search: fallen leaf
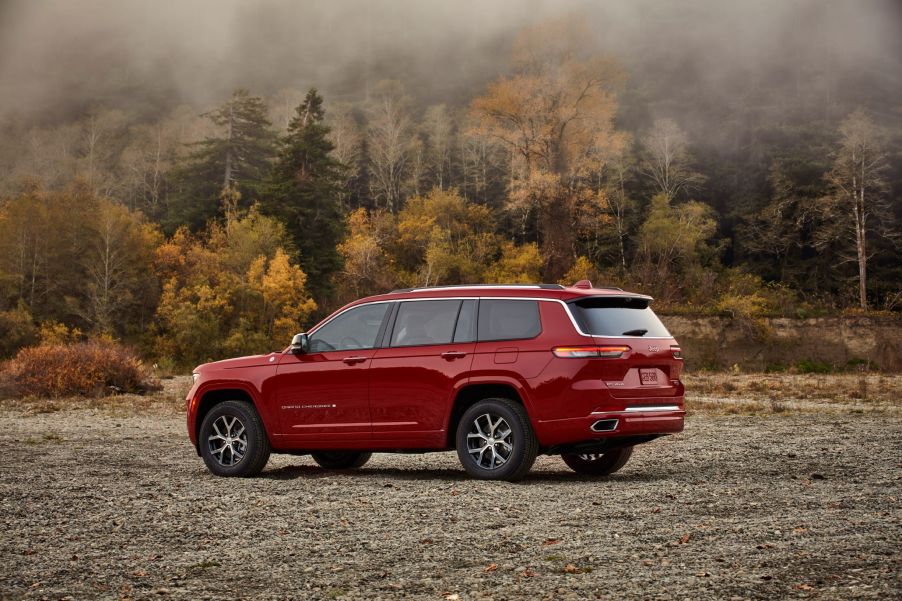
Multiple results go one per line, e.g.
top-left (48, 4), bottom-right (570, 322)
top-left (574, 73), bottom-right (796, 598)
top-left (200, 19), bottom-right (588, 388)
top-left (542, 538), bottom-right (560, 546)
top-left (484, 563), bottom-right (498, 573)
top-left (678, 533), bottom-right (691, 544)
top-left (420, 538), bottom-right (433, 545)
top-left (795, 583), bottom-right (814, 591)
top-left (563, 564), bottom-right (582, 574)
top-left (522, 568), bottom-right (536, 577)
top-left (695, 571), bottom-right (711, 577)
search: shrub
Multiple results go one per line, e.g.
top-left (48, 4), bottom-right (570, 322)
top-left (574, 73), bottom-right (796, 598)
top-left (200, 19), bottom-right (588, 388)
top-left (2, 340), bottom-right (159, 398)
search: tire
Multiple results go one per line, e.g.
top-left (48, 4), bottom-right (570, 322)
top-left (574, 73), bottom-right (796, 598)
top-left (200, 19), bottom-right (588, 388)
top-left (311, 451), bottom-right (372, 470)
top-left (455, 398), bottom-right (538, 481)
top-left (561, 446), bottom-right (633, 476)
top-left (199, 400), bottom-right (271, 477)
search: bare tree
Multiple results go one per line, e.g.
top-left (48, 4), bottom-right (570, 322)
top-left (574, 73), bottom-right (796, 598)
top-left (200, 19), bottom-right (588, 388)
top-left (819, 109), bottom-right (892, 310)
top-left (423, 104), bottom-right (454, 190)
top-left (366, 80), bottom-right (413, 213)
top-left (639, 118), bottom-right (705, 201)
top-left (326, 103), bottom-right (363, 211)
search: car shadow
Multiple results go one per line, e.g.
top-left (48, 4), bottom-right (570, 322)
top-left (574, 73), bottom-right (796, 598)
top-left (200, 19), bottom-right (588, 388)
top-left (260, 464), bottom-right (674, 484)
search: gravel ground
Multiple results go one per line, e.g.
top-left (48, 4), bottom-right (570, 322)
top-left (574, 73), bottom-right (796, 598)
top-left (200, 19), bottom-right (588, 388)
top-left (0, 405), bottom-right (899, 600)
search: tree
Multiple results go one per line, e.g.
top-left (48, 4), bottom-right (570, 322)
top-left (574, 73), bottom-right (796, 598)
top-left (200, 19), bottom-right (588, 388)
top-left (261, 88), bottom-right (346, 299)
top-left (336, 208), bottom-right (398, 299)
top-left (326, 103), bottom-right (364, 211)
top-left (167, 89), bottom-right (275, 230)
top-left (818, 109), bottom-right (892, 310)
top-left (471, 18), bottom-right (625, 279)
top-left (423, 105), bottom-right (455, 190)
top-left (81, 201), bottom-right (161, 335)
top-left (637, 194), bottom-right (718, 303)
top-left (367, 80), bottom-right (414, 213)
top-left (154, 207), bottom-right (315, 367)
top-left (639, 118), bottom-right (705, 202)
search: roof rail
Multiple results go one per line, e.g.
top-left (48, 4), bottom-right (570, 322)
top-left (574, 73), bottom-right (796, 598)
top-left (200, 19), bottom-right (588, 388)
top-left (388, 283), bottom-right (565, 293)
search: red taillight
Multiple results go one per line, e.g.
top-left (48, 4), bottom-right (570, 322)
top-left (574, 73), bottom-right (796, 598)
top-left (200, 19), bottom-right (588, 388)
top-left (671, 345), bottom-right (683, 359)
top-left (552, 345), bottom-right (630, 359)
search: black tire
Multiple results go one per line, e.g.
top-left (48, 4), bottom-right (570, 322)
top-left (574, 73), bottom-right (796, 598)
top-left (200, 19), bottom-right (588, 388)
top-left (561, 446), bottom-right (633, 476)
top-left (199, 400), bottom-right (271, 477)
top-left (311, 451), bottom-right (372, 470)
top-left (455, 398), bottom-right (538, 481)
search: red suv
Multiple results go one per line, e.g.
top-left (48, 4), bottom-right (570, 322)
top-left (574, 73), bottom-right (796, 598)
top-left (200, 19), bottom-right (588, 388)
top-left (186, 282), bottom-right (684, 481)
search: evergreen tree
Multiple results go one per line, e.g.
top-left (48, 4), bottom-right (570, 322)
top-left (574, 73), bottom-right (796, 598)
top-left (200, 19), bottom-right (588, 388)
top-left (261, 88), bottom-right (346, 298)
top-left (166, 89), bottom-right (275, 231)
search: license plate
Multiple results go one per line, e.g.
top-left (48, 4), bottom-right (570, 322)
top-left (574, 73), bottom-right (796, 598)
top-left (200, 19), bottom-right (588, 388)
top-left (639, 369), bottom-right (658, 385)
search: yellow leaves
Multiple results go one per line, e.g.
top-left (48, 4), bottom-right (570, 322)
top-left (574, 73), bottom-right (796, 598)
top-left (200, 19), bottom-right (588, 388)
top-left (154, 210), bottom-right (315, 364)
top-left (485, 241), bottom-right (542, 284)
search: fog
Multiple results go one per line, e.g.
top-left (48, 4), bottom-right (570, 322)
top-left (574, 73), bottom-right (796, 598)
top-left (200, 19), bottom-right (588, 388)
top-left (1, 0), bottom-right (900, 124)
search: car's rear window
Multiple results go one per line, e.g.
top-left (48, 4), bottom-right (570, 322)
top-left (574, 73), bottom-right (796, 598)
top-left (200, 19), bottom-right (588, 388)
top-left (568, 297), bottom-right (671, 337)
top-left (477, 300), bottom-right (541, 341)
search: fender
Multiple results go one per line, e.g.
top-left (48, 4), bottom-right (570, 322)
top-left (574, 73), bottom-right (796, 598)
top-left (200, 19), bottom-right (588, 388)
top-left (187, 378), bottom-right (277, 448)
top-left (444, 373), bottom-right (537, 434)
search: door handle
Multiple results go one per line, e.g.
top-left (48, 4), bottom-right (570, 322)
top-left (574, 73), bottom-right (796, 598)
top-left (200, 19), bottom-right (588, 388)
top-left (342, 356), bottom-right (367, 365)
top-left (441, 351), bottom-right (467, 360)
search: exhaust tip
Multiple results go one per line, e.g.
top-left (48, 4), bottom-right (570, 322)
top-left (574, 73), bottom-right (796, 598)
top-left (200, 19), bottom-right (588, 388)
top-left (591, 418), bottom-right (619, 432)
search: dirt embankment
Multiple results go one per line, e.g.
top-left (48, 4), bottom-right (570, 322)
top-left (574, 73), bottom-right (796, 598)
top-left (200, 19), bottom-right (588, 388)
top-left (661, 314), bottom-right (902, 372)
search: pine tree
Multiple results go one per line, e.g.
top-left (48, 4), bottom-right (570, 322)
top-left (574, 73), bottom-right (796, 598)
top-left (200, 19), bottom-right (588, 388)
top-left (166, 89), bottom-right (275, 231)
top-left (261, 88), bottom-right (346, 298)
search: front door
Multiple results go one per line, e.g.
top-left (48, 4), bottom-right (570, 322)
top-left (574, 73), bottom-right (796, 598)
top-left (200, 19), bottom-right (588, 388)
top-left (273, 302), bottom-right (391, 442)
top-left (369, 299), bottom-right (476, 444)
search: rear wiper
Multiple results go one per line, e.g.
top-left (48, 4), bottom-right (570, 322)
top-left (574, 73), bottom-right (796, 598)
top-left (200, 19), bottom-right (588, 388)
top-left (622, 329), bottom-right (648, 336)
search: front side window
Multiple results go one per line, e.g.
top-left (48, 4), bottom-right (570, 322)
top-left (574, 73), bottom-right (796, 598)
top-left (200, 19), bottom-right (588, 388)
top-left (477, 300), bottom-right (541, 341)
top-left (568, 297), bottom-right (671, 337)
top-left (308, 303), bottom-right (390, 352)
top-left (390, 300), bottom-right (461, 347)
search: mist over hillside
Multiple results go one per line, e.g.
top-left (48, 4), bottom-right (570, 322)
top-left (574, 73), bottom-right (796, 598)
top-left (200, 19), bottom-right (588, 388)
top-left (2, 0), bottom-right (900, 126)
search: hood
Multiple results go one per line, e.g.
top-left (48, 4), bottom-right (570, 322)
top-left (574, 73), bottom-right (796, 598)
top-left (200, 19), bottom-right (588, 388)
top-left (196, 352), bottom-right (281, 372)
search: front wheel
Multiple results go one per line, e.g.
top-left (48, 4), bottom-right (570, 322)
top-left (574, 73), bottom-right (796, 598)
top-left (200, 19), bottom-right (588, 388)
top-left (199, 400), bottom-right (271, 477)
top-left (311, 451), bottom-right (372, 470)
top-left (561, 446), bottom-right (633, 476)
top-left (455, 398), bottom-right (538, 481)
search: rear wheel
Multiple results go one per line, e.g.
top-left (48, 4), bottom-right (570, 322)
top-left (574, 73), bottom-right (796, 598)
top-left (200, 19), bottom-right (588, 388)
top-left (455, 398), bottom-right (538, 481)
top-left (561, 446), bottom-right (633, 476)
top-left (311, 451), bottom-right (372, 470)
top-left (199, 400), bottom-right (271, 477)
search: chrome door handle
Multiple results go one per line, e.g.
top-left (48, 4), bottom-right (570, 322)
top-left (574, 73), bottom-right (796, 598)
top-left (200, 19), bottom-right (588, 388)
top-left (441, 351), bottom-right (467, 360)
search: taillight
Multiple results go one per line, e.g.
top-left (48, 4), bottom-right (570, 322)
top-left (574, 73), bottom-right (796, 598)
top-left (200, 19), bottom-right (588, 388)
top-left (552, 346), bottom-right (630, 358)
top-left (671, 345), bottom-right (683, 359)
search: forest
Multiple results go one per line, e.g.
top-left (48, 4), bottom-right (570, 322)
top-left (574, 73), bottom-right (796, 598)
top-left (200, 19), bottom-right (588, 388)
top-left (0, 0), bottom-right (900, 369)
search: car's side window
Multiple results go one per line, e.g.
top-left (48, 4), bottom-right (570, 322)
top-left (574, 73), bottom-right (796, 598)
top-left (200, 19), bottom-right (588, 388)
top-left (390, 300), bottom-right (461, 347)
top-left (308, 303), bottom-right (390, 353)
top-left (477, 299), bottom-right (541, 341)
top-left (453, 300), bottom-right (477, 343)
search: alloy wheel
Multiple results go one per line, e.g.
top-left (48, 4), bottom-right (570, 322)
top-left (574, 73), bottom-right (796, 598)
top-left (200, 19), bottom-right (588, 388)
top-left (466, 413), bottom-right (513, 470)
top-left (207, 415), bottom-right (247, 466)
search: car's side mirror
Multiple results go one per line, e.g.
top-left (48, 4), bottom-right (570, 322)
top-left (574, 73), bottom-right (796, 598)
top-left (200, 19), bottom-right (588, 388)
top-left (289, 333), bottom-right (309, 354)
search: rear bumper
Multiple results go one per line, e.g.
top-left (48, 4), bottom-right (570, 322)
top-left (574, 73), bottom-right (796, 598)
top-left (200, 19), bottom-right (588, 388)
top-left (534, 405), bottom-right (685, 446)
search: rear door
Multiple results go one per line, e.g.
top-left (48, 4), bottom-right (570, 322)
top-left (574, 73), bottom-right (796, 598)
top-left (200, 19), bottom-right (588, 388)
top-left (369, 299), bottom-right (476, 443)
top-left (567, 296), bottom-right (682, 399)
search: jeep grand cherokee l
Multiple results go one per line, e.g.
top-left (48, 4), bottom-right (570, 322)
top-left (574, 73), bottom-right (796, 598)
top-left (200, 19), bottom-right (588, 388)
top-left (186, 281), bottom-right (685, 481)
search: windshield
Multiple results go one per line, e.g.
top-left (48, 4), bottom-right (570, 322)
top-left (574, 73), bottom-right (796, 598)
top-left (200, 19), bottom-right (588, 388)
top-left (568, 297), bottom-right (671, 337)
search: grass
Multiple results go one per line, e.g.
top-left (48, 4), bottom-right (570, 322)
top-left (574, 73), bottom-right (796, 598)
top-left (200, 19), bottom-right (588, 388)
top-left (0, 375), bottom-right (191, 416)
top-left (684, 372), bottom-right (902, 415)
top-left (1, 372), bottom-right (899, 418)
